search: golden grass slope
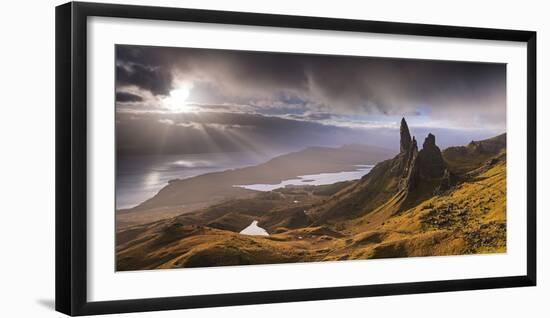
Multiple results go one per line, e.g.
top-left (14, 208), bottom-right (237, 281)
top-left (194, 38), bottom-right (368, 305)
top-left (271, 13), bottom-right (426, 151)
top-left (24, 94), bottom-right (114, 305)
top-left (116, 132), bottom-right (507, 270)
top-left (327, 158), bottom-right (506, 260)
top-left (117, 156), bottom-right (506, 270)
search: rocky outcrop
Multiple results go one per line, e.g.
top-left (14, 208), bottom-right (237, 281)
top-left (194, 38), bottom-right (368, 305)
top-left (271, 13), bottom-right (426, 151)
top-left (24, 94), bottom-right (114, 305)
top-left (397, 119), bottom-right (450, 195)
top-left (400, 117), bottom-right (412, 153)
top-left (417, 133), bottom-right (447, 179)
top-left (311, 117), bottom-right (456, 222)
top-left (396, 118), bottom-right (418, 190)
top-left (437, 169), bottom-right (452, 193)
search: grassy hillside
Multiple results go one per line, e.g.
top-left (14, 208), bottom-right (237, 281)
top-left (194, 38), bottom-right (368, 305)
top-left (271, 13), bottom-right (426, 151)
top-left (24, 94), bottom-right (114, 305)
top-left (116, 129), bottom-right (507, 270)
top-left (328, 158), bottom-right (506, 259)
top-left (443, 133), bottom-right (506, 174)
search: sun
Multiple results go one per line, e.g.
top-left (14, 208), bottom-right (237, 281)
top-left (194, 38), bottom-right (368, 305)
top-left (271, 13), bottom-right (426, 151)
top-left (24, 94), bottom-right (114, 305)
top-left (164, 84), bottom-right (192, 112)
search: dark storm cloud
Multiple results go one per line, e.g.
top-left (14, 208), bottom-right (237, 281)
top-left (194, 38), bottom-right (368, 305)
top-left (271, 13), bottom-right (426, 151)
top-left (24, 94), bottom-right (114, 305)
top-left (116, 92), bottom-right (143, 103)
top-left (116, 47), bottom-right (174, 96)
top-left (114, 45), bottom-right (506, 156)
top-left (115, 45), bottom-right (309, 98)
top-left (115, 45), bottom-right (505, 128)
top-left (308, 57), bottom-right (505, 112)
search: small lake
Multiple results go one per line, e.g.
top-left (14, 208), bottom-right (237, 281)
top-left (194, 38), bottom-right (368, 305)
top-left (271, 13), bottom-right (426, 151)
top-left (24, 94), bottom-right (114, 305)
top-left (240, 220), bottom-right (269, 236)
top-left (234, 165), bottom-right (374, 192)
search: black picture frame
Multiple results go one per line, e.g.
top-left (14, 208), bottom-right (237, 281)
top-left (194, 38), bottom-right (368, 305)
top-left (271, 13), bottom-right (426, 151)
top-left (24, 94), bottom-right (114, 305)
top-left (55, 1), bottom-right (537, 316)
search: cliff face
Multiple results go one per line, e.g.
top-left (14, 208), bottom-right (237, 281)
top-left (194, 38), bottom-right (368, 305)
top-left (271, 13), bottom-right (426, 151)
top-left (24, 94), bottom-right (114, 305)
top-left (400, 117), bottom-right (412, 153)
top-left (417, 133), bottom-right (447, 179)
top-left (398, 120), bottom-right (448, 194)
top-left (312, 118), bottom-right (453, 222)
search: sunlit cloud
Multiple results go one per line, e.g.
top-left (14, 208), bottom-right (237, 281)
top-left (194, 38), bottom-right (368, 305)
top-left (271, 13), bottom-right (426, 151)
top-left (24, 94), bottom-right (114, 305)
top-left (158, 118), bottom-right (175, 125)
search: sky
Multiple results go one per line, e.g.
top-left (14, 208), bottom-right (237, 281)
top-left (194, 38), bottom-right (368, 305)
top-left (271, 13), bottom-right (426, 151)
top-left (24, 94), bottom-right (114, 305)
top-left (115, 45), bottom-right (506, 156)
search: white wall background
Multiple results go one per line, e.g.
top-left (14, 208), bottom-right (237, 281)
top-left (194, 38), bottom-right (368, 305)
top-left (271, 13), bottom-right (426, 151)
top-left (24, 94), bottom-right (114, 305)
top-left (0, 0), bottom-right (547, 316)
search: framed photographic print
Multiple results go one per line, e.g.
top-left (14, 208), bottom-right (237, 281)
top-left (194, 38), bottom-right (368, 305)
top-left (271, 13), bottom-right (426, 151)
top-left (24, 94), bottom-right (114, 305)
top-left (55, 1), bottom-right (536, 316)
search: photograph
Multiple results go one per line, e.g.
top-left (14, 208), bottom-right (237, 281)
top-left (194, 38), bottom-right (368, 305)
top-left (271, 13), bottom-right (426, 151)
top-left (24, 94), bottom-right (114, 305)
top-left (114, 45), bottom-right (507, 271)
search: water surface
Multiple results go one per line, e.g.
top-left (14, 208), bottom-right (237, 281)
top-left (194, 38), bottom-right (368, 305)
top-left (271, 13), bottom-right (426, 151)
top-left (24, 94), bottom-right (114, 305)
top-left (240, 220), bottom-right (269, 236)
top-left (116, 152), bottom-right (272, 209)
top-left (234, 165), bottom-right (373, 192)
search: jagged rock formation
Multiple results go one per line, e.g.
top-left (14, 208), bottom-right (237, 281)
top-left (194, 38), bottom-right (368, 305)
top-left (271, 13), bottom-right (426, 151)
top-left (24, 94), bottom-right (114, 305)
top-left (398, 133), bottom-right (418, 191)
top-left (312, 117), bottom-right (454, 222)
top-left (398, 120), bottom-right (448, 194)
top-left (400, 117), bottom-right (412, 153)
top-left (417, 133), bottom-right (447, 179)
top-left (116, 120), bottom-right (508, 270)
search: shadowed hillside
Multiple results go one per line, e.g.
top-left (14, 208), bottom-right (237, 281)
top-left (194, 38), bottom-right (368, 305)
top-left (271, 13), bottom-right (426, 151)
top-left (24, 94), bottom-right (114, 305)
top-left (116, 118), bottom-right (506, 271)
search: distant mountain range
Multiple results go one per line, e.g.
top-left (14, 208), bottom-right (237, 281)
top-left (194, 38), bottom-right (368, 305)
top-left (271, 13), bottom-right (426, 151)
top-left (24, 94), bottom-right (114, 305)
top-left (116, 118), bottom-right (506, 270)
